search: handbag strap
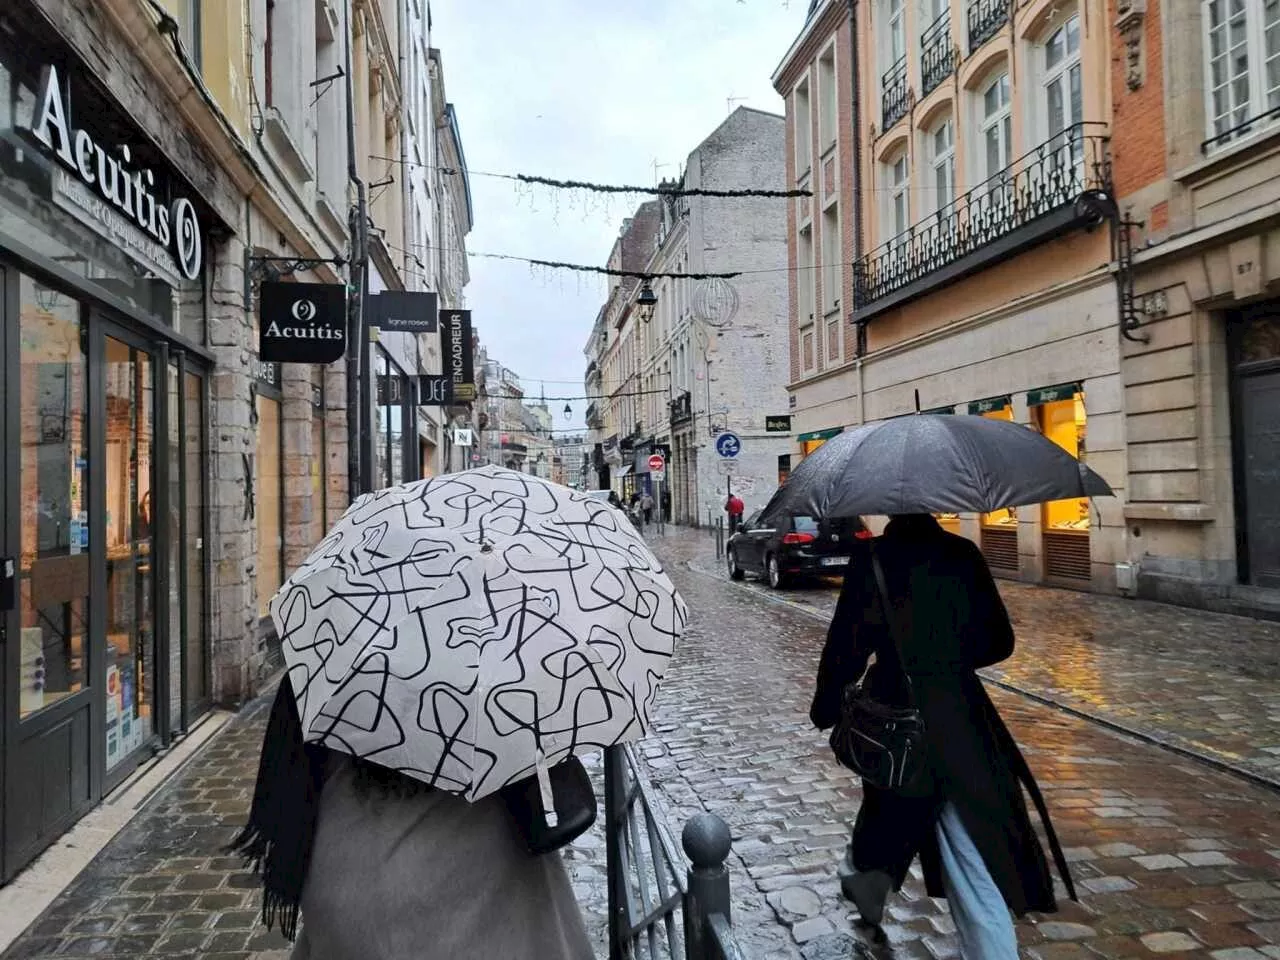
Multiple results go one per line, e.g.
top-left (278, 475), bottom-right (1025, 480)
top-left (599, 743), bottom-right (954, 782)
top-left (869, 543), bottom-right (916, 704)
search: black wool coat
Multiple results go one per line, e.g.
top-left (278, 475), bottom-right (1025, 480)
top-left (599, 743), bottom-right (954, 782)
top-left (810, 516), bottom-right (1076, 916)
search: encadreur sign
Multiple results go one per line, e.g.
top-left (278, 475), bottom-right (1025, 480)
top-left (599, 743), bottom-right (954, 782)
top-left (26, 64), bottom-right (204, 283)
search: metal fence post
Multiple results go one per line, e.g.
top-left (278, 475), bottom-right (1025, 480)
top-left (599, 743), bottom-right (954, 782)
top-left (603, 745), bottom-right (628, 960)
top-left (682, 814), bottom-right (733, 960)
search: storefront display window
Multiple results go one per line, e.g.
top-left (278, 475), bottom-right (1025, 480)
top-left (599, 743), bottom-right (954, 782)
top-left (17, 274), bottom-right (88, 720)
top-left (183, 371), bottom-right (208, 720)
top-left (104, 335), bottom-right (156, 769)
top-left (1035, 385), bottom-right (1089, 531)
top-left (974, 400), bottom-right (1017, 529)
top-left (256, 392), bottom-right (283, 617)
top-left (798, 427), bottom-right (842, 459)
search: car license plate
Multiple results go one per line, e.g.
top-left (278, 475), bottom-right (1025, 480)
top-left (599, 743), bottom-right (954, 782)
top-left (821, 556), bottom-right (849, 567)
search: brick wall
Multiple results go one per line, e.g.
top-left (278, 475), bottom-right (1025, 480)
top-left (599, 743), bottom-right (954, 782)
top-left (1110, 0), bottom-right (1167, 200)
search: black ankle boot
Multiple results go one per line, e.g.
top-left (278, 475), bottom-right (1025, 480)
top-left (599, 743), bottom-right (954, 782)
top-left (841, 869), bottom-right (893, 928)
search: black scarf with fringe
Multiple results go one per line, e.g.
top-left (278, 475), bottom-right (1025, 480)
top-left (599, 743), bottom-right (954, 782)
top-left (226, 674), bottom-right (327, 942)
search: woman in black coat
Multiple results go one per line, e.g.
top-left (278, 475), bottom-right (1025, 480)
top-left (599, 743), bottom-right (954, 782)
top-left (811, 514), bottom-right (1075, 955)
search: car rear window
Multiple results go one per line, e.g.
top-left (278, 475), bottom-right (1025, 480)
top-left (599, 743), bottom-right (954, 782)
top-left (793, 516), bottom-right (819, 534)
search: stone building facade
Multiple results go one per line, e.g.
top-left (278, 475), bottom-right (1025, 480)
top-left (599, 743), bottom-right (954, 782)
top-left (0, 0), bottom-right (472, 882)
top-left (1109, 0), bottom-right (1280, 618)
top-left (774, 0), bottom-right (1126, 593)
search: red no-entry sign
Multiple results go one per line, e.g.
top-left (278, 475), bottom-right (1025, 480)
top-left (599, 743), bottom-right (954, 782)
top-left (648, 454), bottom-right (665, 473)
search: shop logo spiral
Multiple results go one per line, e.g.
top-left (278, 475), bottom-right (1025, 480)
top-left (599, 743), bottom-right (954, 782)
top-left (291, 298), bottom-right (318, 322)
top-left (170, 197), bottom-right (202, 281)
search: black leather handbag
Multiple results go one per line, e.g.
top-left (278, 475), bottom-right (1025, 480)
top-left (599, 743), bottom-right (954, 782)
top-left (828, 549), bottom-right (929, 792)
top-left (500, 755), bottom-right (597, 856)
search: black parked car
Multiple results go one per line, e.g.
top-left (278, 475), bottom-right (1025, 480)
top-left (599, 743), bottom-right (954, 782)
top-left (726, 512), bottom-right (871, 589)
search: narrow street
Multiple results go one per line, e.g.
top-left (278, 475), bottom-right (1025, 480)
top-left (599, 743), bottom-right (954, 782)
top-left (4, 526), bottom-right (1280, 960)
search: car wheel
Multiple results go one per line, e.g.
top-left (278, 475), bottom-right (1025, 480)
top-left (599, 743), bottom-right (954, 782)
top-left (767, 554), bottom-right (787, 590)
top-left (727, 548), bottom-right (745, 581)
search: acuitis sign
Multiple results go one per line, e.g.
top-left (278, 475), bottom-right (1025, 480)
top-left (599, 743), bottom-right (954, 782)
top-left (27, 65), bottom-right (203, 281)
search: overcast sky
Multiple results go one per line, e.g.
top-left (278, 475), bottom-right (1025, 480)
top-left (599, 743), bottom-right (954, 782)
top-left (429, 1), bottom-right (805, 434)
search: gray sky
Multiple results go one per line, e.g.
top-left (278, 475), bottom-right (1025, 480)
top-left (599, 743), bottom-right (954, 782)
top-left (430, 1), bottom-right (804, 433)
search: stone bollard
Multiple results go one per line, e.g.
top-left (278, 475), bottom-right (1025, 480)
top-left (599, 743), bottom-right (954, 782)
top-left (682, 813), bottom-right (733, 960)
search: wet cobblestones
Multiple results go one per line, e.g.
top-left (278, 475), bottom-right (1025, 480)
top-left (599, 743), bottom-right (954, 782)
top-left (4, 525), bottom-right (1280, 959)
top-left (692, 533), bottom-right (1280, 788)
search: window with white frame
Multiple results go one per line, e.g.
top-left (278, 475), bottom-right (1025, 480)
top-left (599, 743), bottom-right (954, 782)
top-left (888, 0), bottom-right (907, 65)
top-left (822, 202), bottom-right (841, 313)
top-left (1042, 13), bottom-right (1083, 170)
top-left (819, 48), bottom-right (838, 148)
top-left (928, 117), bottom-right (955, 214)
top-left (980, 71), bottom-right (1013, 189)
top-left (795, 79), bottom-right (813, 173)
top-left (884, 152), bottom-right (910, 241)
top-left (1203, 0), bottom-right (1280, 149)
top-left (798, 225), bottom-right (816, 327)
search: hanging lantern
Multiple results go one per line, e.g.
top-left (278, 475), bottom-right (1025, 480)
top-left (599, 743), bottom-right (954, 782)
top-left (692, 277), bottom-right (740, 327)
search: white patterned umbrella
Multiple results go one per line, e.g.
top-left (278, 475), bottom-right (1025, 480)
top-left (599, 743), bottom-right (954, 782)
top-left (268, 466), bottom-right (688, 802)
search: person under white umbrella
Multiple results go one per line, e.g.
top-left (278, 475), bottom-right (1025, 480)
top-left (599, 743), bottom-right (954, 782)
top-left (230, 466), bottom-right (688, 959)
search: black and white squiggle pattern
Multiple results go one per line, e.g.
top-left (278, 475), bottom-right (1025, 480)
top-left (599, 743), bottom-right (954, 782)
top-left (269, 466), bottom-right (689, 800)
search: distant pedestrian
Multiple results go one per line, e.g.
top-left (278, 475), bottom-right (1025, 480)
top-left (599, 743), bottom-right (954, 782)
top-left (810, 515), bottom-right (1075, 958)
top-left (725, 493), bottom-right (744, 535)
top-left (607, 490), bottom-right (622, 509)
top-left (640, 491), bottom-right (654, 526)
top-left (660, 489), bottom-right (671, 522)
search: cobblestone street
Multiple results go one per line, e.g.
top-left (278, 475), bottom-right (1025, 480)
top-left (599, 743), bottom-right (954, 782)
top-left (4, 525), bottom-right (1280, 959)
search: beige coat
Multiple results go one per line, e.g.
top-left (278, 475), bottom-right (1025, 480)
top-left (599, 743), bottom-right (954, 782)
top-left (291, 759), bottom-right (595, 960)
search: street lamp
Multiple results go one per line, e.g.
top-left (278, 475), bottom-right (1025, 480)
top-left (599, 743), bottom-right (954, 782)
top-left (636, 281), bottom-right (657, 323)
top-left (563, 402), bottom-right (572, 421)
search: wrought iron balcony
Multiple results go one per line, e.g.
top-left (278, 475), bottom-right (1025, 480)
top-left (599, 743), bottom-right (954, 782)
top-left (967, 0), bottom-right (1008, 50)
top-left (881, 57), bottom-right (910, 131)
top-left (920, 12), bottom-right (956, 96)
top-left (585, 401), bottom-right (601, 427)
top-left (669, 391), bottom-right (693, 425)
top-left (853, 124), bottom-right (1111, 317)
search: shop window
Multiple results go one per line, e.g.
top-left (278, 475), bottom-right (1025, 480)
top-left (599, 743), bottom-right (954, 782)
top-left (256, 394), bottom-right (283, 617)
top-left (1034, 386), bottom-right (1090, 532)
top-left (104, 336), bottom-right (156, 768)
top-left (17, 276), bottom-right (88, 721)
top-left (975, 401), bottom-right (1017, 529)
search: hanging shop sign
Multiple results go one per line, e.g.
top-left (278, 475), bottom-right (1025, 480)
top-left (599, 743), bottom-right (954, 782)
top-left (765, 415), bottom-right (792, 433)
top-left (418, 374), bottom-right (454, 406)
top-left (26, 65), bottom-right (204, 284)
top-left (376, 375), bottom-right (409, 405)
top-left (440, 309), bottom-right (476, 402)
top-left (968, 395), bottom-right (1011, 415)
top-left (258, 281), bottom-right (347, 363)
top-left (371, 291), bottom-right (439, 333)
top-left (1026, 383), bottom-right (1081, 407)
top-left (452, 428), bottom-right (474, 447)
top-left (796, 426), bottom-right (842, 443)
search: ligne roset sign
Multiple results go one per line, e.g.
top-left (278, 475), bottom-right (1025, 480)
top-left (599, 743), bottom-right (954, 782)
top-left (25, 64), bottom-right (204, 281)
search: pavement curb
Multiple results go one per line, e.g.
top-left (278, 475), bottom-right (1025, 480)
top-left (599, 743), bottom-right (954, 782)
top-left (682, 558), bottom-right (1280, 796)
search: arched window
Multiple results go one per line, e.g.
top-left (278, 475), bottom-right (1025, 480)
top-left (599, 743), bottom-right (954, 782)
top-left (927, 116), bottom-right (956, 214)
top-left (979, 71), bottom-right (1012, 189)
top-left (1042, 13), bottom-right (1083, 172)
top-left (883, 151), bottom-right (911, 240)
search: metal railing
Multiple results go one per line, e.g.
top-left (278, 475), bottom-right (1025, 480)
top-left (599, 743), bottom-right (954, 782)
top-left (881, 56), bottom-right (910, 131)
top-left (603, 744), bottom-right (746, 960)
top-left (967, 0), bottom-right (1008, 51)
top-left (854, 124), bottom-right (1111, 310)
top-left (920, 11), bottom-right (956, 96)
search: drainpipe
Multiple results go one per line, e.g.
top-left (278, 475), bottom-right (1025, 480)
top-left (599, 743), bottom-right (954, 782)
top-left (344, 0), bottom-right (369, 497)
top-left (848, 0), bottom-right (867, 424)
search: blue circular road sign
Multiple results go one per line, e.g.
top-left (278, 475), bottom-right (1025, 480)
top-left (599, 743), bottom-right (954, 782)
top-left (715, 432), bottom-right (742, 459)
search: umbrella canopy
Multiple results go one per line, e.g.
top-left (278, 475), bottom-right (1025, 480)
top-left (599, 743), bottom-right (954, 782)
top-left (269, 466), bottom-right (688, 801)
top-left (764, 415), bottom-right (1113, 520)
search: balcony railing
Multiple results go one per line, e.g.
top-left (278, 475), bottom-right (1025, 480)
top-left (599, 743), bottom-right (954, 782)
top-left (920, 12), bottom-right (956, 96)
top-left (881, 56), bottom-right (910, 131)
top-left (585, 401), bottom-right (600, 427)
top-left (670, 391), bottom-right (693, 425)
top-left (853, 124), bottom-right (1111, 315)
top-left (967, 0), bottom-right (1008, 50)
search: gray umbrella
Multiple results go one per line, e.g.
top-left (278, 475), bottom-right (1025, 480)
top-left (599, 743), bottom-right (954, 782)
top-left (765, 415), bottom-right (1113, 520)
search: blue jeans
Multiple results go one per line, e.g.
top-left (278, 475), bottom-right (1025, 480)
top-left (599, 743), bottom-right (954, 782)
top-left (935, 802), bottom-right (1018, 959)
